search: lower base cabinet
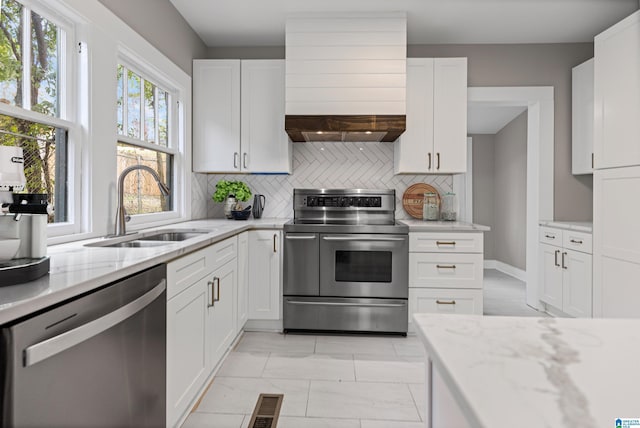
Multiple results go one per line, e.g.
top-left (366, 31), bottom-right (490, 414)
top-left (166, 277), bottom-right (208, 428)
top-left (248, 230), bottom-right (281, 320)
top-left (208, 259), bottom-right (238, 368)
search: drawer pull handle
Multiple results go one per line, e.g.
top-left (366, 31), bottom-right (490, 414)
top-left (436, 264), bottom-right (456, 269)
top-left (569, 239), bottom-right (583, 244)
top-left (436, 241), bottom-right (456, 246)
top-left (436, 300), bottom-right (456, 305)
top-left (544, 234), bottom-right (555, 239)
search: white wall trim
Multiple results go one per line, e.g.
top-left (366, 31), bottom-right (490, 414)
top-left (484, 259), bottom-right (527, 282)
top-left (452, 137), bottom-right (473, 223)
top-left (469, 86), bottom-right (554, 310)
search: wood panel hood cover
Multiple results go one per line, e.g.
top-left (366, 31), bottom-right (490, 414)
top-left (285, 115), bottom-right (406, 142)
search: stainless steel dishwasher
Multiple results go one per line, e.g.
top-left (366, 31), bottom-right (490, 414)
top-left (0, 264), bottom-right (166, 428)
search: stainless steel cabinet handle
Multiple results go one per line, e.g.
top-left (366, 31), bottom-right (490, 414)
top-left (554, 250), bottom-right (560, 267)
top-left (436, 264), bottom-right (456, 269)
top-left (545, 234), bottom-right (555, 239)
top-left (215, 277), bottom-right (221, 302)
top-left (569, 239), bottom-right (583, 244)
top-left (286, 300), bottom-right (406, 308)
top-left (436, 241), bottom-right (456, 246)
top-left (428, 153), bottom-right (432, 170)
top-left (24, 280), bottom-right (166, 367)
top-left (285, 235), bottom-right (317, 240)
top-left (243, 153), bottom-right (248, 169)
top-left (436, 300), bottom-right (456, 305)
top-left (562, 252), bottom-right (567, 269)
top-left (273, 234), bottom-right (277, 253)
top-left (322, 236), bottom-right (406, 242)
top-left (208, 278), bottom-right (216, 307)
top-left (233, 152), bottom-right (239, 169)
top-left (436, 152), bottom-right (441, 170)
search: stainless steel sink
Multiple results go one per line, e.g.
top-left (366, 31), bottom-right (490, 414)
top-left (104, 240), bottom-right (171, 248)
top-left (137, 231), bottom-right (208, 242)
top-left (85, 228), bottom-right (213, 248)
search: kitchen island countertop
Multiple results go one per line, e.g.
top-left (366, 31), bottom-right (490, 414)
top-left (414, 313), bottom-right (640, 427)
top-left (400, 219), bottom-right (490, 231)
top-left (0, 218), bottom-right (288, 325)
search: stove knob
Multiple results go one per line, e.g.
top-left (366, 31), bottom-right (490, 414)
top-left (362, 197), bottom-right (370, 207)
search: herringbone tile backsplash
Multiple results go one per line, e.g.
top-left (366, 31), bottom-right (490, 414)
top-left (192, 141), bottom-right (452, 220)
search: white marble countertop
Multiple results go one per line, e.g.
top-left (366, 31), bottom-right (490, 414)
top-left (414, 313), bottom-right (640, 428)
top-left (539, 220), bottom-right (593, 233)
top-left (400, 219), bottom-right (490, 232)
top-left (0, 218), bottom-right (288, 325)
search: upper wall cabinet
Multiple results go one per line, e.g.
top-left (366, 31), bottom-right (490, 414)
top-left (394, 58), bottom-right (467, 174)
top-left (193, 59), bottom-right (292, 173)
top-left (594, 11), bottom-right (640, 169)
top-left (572, 58), bottom-right (594, 175)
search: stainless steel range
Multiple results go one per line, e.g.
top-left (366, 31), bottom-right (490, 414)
top-left (283, 189), bottom-right (408, 334)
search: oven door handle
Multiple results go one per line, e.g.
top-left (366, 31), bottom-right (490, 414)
top-left (321, 236), bottom-right (406, 242)
top-left (23, 280), bottom-right (166, 367)
top-left (286, 300), bottom-right (406, 308)
top-left (285, 235), bottom-right (317, 240)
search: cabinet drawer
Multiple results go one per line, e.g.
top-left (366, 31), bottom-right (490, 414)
top-left (167, 246), bottom-right (213, 299)
top-left (409, 253), bottom-right (483, 289)
top-left (539, 227), bottom-right (562, 246)
top-left (563, 230), bottom-right (592, 254)
top-left (409, 232), bottom-right (483, 253)
top-left (167, 236), bottom-right (238, 299)
top-left (409, 288), bottom-right (483, 319)
top-left (210, 235), bottom-right (238, 271)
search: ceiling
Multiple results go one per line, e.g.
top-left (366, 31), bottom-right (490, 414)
top-left (468, 105), bottom-right (527, 134)
top-left (170, 0), bottom-right (639, 47)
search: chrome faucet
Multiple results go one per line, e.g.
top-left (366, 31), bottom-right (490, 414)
top-left (114, 165), bottom-right (170, 236)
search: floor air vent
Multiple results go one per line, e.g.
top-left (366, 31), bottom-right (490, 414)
top-left (247, 393), bottom-right (283, 428)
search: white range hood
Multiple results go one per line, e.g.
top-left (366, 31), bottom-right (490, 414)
top-left (285, 13), bottom-right (407, 142)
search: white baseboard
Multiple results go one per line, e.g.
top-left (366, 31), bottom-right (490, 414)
top-left (484, 259), bottom-right (527, 282)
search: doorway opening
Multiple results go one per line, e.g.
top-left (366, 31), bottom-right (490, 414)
top-left (457, 87), bottom-right (554, 310)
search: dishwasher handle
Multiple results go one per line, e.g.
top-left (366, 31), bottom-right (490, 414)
top-left (24, 279), bottom-right (166, 367)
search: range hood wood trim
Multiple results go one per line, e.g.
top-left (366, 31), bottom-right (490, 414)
top-left (285, 115), bottom-right (406, 142)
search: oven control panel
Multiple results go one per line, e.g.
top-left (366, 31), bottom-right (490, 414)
top-left (305, 196), bottom-right (382, 208)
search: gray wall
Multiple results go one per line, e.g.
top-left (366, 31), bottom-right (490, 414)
top-left (98, 0), bottom-right (208, 75)
top-left (208, 43), bottom-right (594, 221)
top-left (493, 111), bottom-right (528, 270)
top-left (471, 134), bottom-right (495, 260)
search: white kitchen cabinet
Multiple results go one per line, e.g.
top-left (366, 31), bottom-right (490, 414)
top-left (193, 60), bottom-right (240, 173)
top-left (408, 231), bottom-right (483, 330)
top-left (572, 58), bottom-right (594, 175)
top-left (193, 59), bottom-right (291, 173)
top-left (236, 231), bottom-right (249, 332)
top-left (208, 258), bottom-right (238, 369)
top-left (166, 235), bottom-right (239, 427)
top-left (593, 166), bottom-right (640, 318)
top-left (593, 11), bottom-right (640, 169)
top-left (166, 276), bottom-right (208, 428)
top-left (248, 230), bottom-right (282, 320)
top-left (539, 226), bottom-right (592, 317)
top-left (394, 58), bottom-right (467, 174)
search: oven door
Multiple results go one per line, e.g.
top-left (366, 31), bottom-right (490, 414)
top-left (319, 233), bottom-right (408, 299)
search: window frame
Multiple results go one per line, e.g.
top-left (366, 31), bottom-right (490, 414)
top-left (115, 51), bottom-right (186, 229)
top-left (0, 0), bottom-right (82, 237)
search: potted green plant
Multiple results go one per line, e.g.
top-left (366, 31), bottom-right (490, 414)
top-left (212, 180), bottom-right (252, 218)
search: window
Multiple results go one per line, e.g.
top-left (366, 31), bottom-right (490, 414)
top-left (0, 0), bottom-right (72, 224)
top-left (116, 63), bottom-right (175, 216)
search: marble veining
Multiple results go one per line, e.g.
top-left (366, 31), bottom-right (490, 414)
top-left (538, 318), bottom-right (596, 428)
top-left (413, 314), bottom-right (640, 428)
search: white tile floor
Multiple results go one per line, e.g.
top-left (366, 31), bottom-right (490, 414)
top-left (182, 269), bottom-right (546, 428)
